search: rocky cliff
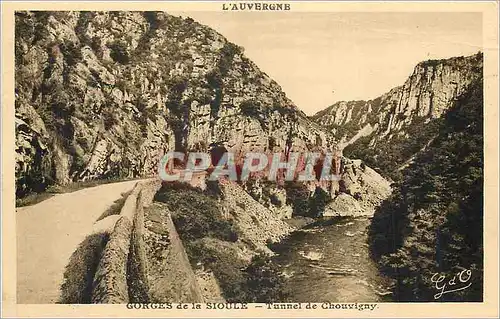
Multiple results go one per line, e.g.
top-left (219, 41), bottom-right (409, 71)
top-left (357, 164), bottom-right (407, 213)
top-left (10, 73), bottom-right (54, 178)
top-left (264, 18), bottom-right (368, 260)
top-left (15, 11), bottom-right (327, 197)
top-left (324, 158), bottom-right (391, 217)
top-left (14, 10), bottom-right (393, 226)
top-left (312, 53), bottom-right (483, 179)
top-left (369, 79), bottom-right (483, 301)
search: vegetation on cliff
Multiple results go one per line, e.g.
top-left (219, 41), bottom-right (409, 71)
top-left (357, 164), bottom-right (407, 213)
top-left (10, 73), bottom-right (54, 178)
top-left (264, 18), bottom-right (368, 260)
top-left (154, 181), bottom-right (289, 302)
top-left (369, 79), bottom-right (483, 301)
top-left (284, 182), bottom-right (330, 218)
top-left (15, 11), bottom-right (325, 199)
top-left (343, 115), bottom-right (443, 181)
top-left (314, 53), bottom-right (483, 181)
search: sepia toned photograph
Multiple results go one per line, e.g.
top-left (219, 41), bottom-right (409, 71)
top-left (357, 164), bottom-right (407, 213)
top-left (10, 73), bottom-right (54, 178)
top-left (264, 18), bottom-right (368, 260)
top-left (2, 1), bottom-right (499, 318)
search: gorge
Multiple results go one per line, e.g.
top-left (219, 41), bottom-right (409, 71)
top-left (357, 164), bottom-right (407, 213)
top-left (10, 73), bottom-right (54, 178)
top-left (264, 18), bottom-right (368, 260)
top-left (15, 11), bottom-right (483, 303)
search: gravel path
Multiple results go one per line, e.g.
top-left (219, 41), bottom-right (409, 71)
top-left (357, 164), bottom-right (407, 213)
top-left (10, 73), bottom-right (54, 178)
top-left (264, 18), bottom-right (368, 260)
top-left (16, 180), bottom-right (139, 304)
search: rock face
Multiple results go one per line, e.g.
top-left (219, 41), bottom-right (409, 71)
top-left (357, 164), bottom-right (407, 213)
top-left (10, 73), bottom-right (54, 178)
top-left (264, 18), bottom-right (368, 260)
top-left (220, 181), bottom-right (294, 251)
top-left (324, 159), bottom-right (392, 217)
top-left (242, 178), bottom-right (294, 219)
top-left (15, 11), bottom-right (327, 197)
top-left (311, 53), bottom-right (483, 178)
top-left (368, 79), bottom-right (484, 301)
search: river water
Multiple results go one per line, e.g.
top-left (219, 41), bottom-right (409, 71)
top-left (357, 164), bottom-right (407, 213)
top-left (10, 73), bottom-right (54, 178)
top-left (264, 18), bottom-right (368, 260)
top-left (272, 217), bottom-right (393, 302)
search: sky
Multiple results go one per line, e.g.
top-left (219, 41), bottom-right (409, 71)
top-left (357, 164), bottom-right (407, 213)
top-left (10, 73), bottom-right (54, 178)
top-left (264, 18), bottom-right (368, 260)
top-left (171, 12), bottom-right (482, 115)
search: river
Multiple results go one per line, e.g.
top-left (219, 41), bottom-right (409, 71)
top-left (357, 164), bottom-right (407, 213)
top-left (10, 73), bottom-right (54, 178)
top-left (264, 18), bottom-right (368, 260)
top-left (271, 217), bottom-right (393, 302)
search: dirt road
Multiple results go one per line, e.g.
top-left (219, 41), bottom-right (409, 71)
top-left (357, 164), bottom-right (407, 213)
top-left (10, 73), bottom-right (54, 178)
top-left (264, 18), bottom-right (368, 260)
top-left (16, 180), bottom-right (139, 304)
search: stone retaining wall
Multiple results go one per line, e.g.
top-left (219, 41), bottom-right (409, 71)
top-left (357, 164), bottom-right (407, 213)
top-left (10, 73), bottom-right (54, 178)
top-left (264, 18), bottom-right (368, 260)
top-left (90, 179), bottom-right (204, 303)
top-left (91, 180), bottom-right (159, 303)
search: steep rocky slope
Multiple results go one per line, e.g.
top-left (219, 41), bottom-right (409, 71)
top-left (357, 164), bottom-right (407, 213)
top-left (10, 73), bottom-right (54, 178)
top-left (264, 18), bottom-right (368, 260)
top-left (324, 158), bottom-right (391, 217)
top-left (15, 11), bottom-right (327, 197)
top-left (240, 158), bottom-right (391, 220)
top-left (312, 53), bottom-right (483, 179)
top-left (152, 180), bottom-right (292, 302)
top-left (369, 79), bottom-right (483, 301)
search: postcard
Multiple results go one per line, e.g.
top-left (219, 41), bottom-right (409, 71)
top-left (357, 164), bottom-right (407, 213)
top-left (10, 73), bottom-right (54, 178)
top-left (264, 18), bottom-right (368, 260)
top-left (1, 1), bottom-right (498, 318)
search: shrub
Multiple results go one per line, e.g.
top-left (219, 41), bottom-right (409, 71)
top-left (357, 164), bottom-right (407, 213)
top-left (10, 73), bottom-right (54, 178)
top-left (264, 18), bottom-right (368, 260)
top-left (218, 42), bottom-right (241, 75)
top-left (143, 11), bottom-right (162, 30)
top-left (188, 242), bottom-right (249, 302)
top-left (102, 107), bottom-right (119, 130)
top-left (284, 181), bottom-right (311, 217)
top-left (75, 12), bottom-right (95, 44)
top-left (108, 40), bottom-right (130, 64)
top-left (309, 187), bottom-right (330, 217)
top-left (154, 182), bottom-right (238, 242)
top-left (61, 43), bottom-right (82, 68)
top-left (205, 70), bottom-right (223, 89)
top-left (244, 253), bottom-right (289, 302)
top-left (186, 242), bottom-right (289, 303)
top-left (240, 99), bottom-right (261, 117)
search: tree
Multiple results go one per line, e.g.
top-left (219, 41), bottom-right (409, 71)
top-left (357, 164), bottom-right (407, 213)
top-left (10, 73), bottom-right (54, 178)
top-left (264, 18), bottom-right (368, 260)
top-left (369, 79), bottom-right (484, 301)
top-left (309, 187), bottom-right (330, 217)
top-left (245, 254), bottom-right (289, 302)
